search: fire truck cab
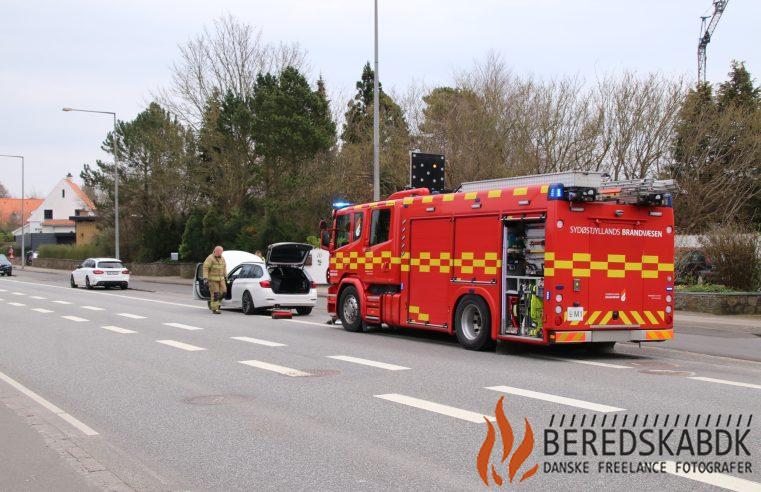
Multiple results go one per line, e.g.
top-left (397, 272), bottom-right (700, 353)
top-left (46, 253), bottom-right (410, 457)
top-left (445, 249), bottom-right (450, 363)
top-left (322, 172), bottom-right (675, 351)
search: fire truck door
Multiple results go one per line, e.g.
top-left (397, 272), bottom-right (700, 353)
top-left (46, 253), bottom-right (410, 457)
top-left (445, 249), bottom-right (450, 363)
top-left (406, 218), bottom-right (453, 328)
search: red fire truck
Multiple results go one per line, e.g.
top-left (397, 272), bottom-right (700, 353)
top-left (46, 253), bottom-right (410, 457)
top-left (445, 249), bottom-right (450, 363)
top-left (320, 172), bottom-right (675, 351)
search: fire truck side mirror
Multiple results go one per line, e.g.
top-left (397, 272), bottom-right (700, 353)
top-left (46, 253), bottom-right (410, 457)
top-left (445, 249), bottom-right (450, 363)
top-left (320, 229), bottom-right (332, 250)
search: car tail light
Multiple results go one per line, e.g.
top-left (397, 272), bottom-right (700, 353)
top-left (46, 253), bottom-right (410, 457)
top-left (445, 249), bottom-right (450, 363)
top-left (93, 269), bottom-right (104, 274)
top-left (259, 280), bottom-right (271, 288)
top-left (310, 281), bottom-right (316, 289)
top-left (122, 269), bottom-right (130, 274)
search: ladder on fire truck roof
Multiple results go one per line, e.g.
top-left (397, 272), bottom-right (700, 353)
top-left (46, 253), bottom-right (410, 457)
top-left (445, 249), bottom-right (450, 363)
top-left (459, 171), bottom-right (676, 205)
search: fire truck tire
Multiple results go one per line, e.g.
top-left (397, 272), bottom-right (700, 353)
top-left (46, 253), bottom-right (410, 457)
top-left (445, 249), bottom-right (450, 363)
top-left (454, 295), bottom-right (496, 351)
top-left (339, 286), bottom-right (363, 332)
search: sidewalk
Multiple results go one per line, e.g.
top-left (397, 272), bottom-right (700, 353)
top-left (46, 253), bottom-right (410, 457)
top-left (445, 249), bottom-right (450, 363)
top-left (0, 402), bottom-right (97, 491)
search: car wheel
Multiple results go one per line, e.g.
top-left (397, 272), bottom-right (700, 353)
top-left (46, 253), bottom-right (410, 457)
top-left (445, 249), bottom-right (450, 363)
top-left (296, 306), bottom-right (313, 316)
top-left (454, 295), bottom-right (496, 351)
top-left (121, 283), bottom-right (128, 290)
top-left (339, 286), bottom-right (363, 332)
top-left (85, 276), bottom-right (93, 290)
top-left (242, 291), bottom-right (256, 315)
top-left (70, 275), bottom-right (77, 288)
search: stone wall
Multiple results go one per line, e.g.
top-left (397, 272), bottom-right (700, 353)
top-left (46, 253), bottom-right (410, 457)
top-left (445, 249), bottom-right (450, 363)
top-left (32, 257), bottom-right (196, 279)
top-left (675, 292), bottom-right (761, 315)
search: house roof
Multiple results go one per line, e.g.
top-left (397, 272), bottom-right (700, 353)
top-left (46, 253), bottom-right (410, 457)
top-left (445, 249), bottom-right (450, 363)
top-left (65, 177), bottom-right (96, 211)
top-left (42, 219), bottom-right (76, 227)
top-left (0, 198), bottom-right (43, 224)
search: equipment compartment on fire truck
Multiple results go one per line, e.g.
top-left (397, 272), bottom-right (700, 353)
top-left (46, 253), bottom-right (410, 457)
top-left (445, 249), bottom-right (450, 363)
top-left (503, 219), bottom-right (546, 338)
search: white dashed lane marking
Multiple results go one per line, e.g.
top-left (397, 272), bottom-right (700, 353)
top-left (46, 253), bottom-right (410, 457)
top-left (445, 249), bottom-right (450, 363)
top-left (101, 325), bottom-right (137, 334)
top-left (327, 355), bottom-right (410, 371)
top-left (374, 394), bottom-right (494, 423)
top-left (8, 302), bottom-right (26, 307)
top-left (238, 360), bottom-right (311, 377)
top-left (486, 386), bottom-right (625, 413)
top-left (688, 376), bottom-right (761, 390)
top-left (31, 308), bottom-right (53, 314)
top-left (230, 336), bottom-right (286, 347)
top-left (542, 357), bottom-right (631, 369)
top-left (0, 370), bottom-right (98, 436)
top-left (81, 306), bottom-right (105, 311)
top-left (156, 339), bottom-right (206, 351)
top-left (117, 313), bottom-right (146, 319)
top-left (12, 292), bottom-right (25, 296)
top-left (163, 322), bottom-right (203, 331)
top-left (30, 296), bottom-right (47, 300)
top-left (61, 316), bottom-right (88, 322)
top-left (53, 300), bottom-right (72, 305)
top-left (664, 461), bottom-right (761, 492)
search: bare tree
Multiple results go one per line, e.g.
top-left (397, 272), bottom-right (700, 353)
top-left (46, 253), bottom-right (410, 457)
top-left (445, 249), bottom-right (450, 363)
top-left (155, 15), bottom-right (308, 129)
top-left (0, 181), bottom-right (9, 198)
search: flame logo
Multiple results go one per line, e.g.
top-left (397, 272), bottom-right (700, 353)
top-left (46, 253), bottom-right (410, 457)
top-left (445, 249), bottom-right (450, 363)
top-left (621, 289), bottom-right (627, 302)
top-left (476, 397), bottom-right (538, 486)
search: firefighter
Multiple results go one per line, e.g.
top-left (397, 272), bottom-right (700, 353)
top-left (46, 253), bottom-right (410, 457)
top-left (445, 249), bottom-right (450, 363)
top-left (202, 246), bottom-right (227, 314)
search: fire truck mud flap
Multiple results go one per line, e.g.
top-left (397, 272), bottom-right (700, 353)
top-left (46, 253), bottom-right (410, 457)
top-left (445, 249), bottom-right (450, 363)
top-left (551, 328), bottom-right (673, 343)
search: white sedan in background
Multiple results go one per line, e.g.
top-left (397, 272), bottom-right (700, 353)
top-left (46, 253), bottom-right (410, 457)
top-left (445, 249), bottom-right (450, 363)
top-left (193, 244), bottom-right (317, 315)
top-left (71, 258), bottom-right (130, 290)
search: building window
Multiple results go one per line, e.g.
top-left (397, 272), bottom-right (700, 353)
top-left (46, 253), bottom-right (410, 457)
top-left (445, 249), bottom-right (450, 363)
top-left (44, 209), bottom-right (53, 220)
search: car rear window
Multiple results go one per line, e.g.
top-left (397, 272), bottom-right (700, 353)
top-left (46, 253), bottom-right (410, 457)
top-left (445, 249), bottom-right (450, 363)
top-left (98, 261), bottom-right (124, 269)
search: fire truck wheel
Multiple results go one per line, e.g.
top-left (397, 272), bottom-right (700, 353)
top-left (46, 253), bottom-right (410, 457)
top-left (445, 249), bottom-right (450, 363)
top-left (339, 286), bottom-right (363, 332)
top-left (454, 295), bottom-right (496, 351)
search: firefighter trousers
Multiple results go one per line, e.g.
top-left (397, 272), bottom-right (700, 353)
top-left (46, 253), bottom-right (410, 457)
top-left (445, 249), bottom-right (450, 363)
top-left (208, 280), bottom-right (227, 312)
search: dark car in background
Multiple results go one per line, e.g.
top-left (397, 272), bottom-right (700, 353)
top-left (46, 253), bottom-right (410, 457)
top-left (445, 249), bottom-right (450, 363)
top-left (675, 249), bottom-right (714, 284)
top-left (0, 254), bottom-right (12, 276)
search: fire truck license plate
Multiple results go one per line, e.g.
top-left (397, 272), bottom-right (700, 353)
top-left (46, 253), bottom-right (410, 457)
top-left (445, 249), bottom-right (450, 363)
top-left (566, 307), bottom-right (584, 322)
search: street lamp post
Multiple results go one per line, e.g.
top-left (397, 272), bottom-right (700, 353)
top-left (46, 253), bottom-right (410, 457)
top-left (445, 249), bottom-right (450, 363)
top-left (62, 107), bottom-right (120, 259)
top-left (0, 154), bottom-right (25, 270)
top-left (372, 0), bottom-right (380, 202)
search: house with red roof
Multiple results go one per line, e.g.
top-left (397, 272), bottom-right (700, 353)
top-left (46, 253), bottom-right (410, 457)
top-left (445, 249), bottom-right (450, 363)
top-left (13, 174), bottom-right (97, 249)
top-left (0, 197), bottom-right (44, 229)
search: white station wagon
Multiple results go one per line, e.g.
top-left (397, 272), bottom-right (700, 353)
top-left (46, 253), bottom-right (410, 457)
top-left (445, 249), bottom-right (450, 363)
top-left (71, 257), bottom-right (130, 290)
top-left (193, 244), bottom-right (318, 315)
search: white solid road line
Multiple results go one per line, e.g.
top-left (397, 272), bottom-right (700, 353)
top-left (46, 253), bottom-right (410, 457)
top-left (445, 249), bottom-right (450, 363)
top-left (8, 302), bottom-right (26, 307)
top-left (486, 385), bottom-right (625, 413)
top-left (61, 316), bottom-right (88, 322)
top-left (163, 322), bottom-right (203, 331)
top-left (31, 308), bottom-right (54, 314)
top-left (0, 370), bottom-right (98, 436)
top-left (688, 376), bottom-right (761, 390)
top-left (53, 300), bottom-right (72, 305)
top-left (664, 461), bottom-right (761, 492)
top-left (81, 305), bottom-right (105, 311)
top-left (283, 319), bottom-right (331, 327)
top-left (117, 313), bottom-right (146, 319)
top-left (328, 355), bottom-right (410, 371)
top-left (546, 357), bottom-right (631, 369)
top-left (5, 279), bottom-right (205, 309)
top-left (102, 325), bottom-right (137, 334)
top-left (375, 394), bottom-right (494, 423)
top-left (156, 339), bottom-right (206, 351)
top-left (230, 336), bottom-right (286, 347)
top-left (238, 360), bottom-right (311, 377)
top-left (30, 296), bottom-right (47, 300)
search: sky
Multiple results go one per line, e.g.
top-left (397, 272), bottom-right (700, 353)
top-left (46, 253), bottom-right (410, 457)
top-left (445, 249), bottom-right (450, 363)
top-left (1, 0), bottom-right (758, 198)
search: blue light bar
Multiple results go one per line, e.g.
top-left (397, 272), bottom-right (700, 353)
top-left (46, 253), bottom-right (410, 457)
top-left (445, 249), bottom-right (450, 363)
top-left (332, 200), bottom-right (353, 209)
top-left (547, 183), bottom-right (565, 200)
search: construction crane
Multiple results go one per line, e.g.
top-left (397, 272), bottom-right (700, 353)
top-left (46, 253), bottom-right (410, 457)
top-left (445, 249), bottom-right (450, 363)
top-left (697, 0), bottom-right (729, 84)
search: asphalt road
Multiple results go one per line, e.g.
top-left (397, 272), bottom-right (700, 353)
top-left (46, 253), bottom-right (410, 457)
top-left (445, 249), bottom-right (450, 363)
top-left (1, 269), bottom-right (760, 491)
